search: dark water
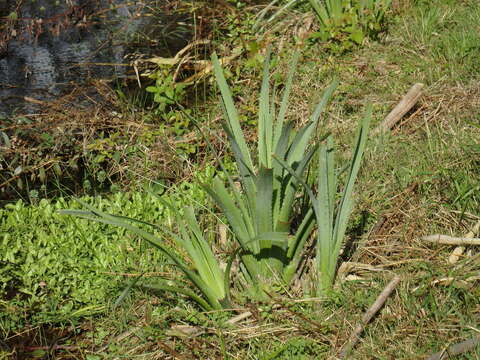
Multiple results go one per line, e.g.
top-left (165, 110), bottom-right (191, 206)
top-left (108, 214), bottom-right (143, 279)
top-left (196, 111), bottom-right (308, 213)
top-left (0, 0), bottom-right (190, 116)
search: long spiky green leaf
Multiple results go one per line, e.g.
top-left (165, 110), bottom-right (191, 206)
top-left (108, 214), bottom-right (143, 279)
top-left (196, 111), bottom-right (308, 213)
top-left (316, 137), bottom-right (336, 287)
top-left (273, 106), bottom-right (371, 294)
top-left (258, 47), bottom-right (272, 168)
top-left (212, 53), bottom-right (254, 173)
top-left (273, 52), bottom-right (300, 151)
top-left (332, 105), bottom-right (372, 259)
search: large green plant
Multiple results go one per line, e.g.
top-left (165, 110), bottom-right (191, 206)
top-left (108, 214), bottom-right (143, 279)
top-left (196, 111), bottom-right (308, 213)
top-left (60, 50), bottom-right (336, 309)
top-left (60, 50), bottom-right (370, 310)
top-left (277, 107), bottom-right (371, 295)
top-left (207, 49), bottom-right (337, 298)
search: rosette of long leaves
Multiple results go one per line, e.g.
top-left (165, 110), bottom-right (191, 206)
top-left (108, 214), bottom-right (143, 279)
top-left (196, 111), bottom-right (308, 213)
top-left (60, 200), bottom-right (229, 311)
top-left (276, 106), bottom-right (371, 295)
top-left (208, 49), bottom-right (337, 298)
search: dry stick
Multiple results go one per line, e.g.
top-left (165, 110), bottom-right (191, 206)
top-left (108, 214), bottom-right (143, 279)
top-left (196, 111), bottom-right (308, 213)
top-left (426, 334), bottom-right (480, 360)
top-left (421, 234), bottom-right (480, 246)
top-left (338, 276), bottom-right (401, 359)
top-left (373, 83), bottom-right (424, 135)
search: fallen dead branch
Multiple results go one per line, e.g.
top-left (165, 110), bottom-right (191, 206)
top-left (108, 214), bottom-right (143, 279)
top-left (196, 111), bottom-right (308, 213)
top-left (426, 334), bottom-right (480, 360)
top-left (421, 234), bottom-right (480, 246)
top-left (338, 275), bottom-right (401, 358)
top-left (373, 83), bottom-right (424, 135)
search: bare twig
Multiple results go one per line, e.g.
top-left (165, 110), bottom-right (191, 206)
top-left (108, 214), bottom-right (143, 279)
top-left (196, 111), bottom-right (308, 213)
top-left (338, 276), bottom-right (401, 358)
top-left (373, 83), bottom-right (424, 135)
top-left (426, 334), bottom-right (480, 360)
top-left (422, 234), bottom-right (480, 246)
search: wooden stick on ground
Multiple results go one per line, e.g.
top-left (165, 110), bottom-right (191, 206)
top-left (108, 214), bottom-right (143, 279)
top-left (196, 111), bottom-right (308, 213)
top-left (421, 234), bottom-right (480, 246)
top-left (338, 276), bottom-right (401, 358)
top-left (426, 334), bottom-right (480, 360)
top-left (373, 83), bottom-right (424, 135)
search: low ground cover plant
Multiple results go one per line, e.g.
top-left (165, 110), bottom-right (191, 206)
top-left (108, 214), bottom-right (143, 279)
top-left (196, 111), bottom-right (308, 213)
top-left (307, 0), bottom-right (391, 47)
top-left (257, 0), bottom-right (391, 51)
top-left (0, 177), bottom-right (211, 333)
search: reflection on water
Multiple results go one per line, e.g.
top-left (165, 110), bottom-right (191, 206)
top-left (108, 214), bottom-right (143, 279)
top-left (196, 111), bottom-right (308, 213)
top-left (0, 0), bottom-right (190, 116)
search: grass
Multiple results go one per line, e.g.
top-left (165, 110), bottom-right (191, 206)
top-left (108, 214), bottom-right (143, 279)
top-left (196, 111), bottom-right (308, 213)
top-left (2, 0), bottom-right (480, 358)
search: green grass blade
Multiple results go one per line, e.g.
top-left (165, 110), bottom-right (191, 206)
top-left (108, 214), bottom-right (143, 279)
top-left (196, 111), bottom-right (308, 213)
top-left (261, 0), bottom-right (299, 29)
top-left (113, 273), bottom-right (144, 309)
top-left (253, 0), bottom-right (282, 30)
